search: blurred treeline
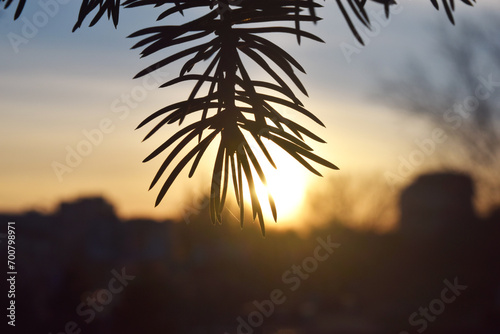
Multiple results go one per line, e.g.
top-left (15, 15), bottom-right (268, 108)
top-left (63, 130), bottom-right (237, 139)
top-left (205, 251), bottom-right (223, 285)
top-left (1, 171), bottom-right (499, 334)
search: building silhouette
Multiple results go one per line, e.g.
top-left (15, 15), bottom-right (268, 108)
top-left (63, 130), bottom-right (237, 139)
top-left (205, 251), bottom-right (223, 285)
top-left (399, 172), bottom-right (476, 237)
top-left (1, 172), bottom-right (499, 333)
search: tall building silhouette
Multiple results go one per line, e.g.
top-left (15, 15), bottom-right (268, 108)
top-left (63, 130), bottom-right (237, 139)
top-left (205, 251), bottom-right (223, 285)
top-left (399, 172), bottom-right (476, 236)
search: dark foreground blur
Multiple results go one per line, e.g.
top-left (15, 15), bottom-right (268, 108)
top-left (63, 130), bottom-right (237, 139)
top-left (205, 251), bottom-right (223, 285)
top-left (1, 171), bottom-right (499, 334)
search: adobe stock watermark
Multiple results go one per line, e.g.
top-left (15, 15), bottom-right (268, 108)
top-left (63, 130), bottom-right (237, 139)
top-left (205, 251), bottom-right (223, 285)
top-left (51, 69), bottom-right (169, 182)
top-left (225, 235), bottom-right (340, 334)
top-left (340, 2), bottom-right (405, 64)
top-left (384, 128), bottom-right (448, 190)
top-left (6, 0), bottom-right (71, 54)
top-left (399, 277), bottom-right (467, 334)
top-left (384, 73), bottom-right (500, 190)
top-left (48, 267), bottom-right (135, 334)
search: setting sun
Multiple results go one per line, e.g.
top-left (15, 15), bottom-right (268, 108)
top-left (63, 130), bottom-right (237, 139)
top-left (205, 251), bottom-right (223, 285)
top-left (3, 1), bottom-right (500, 333)
top-left (242, 139), bottom-right (312, 224)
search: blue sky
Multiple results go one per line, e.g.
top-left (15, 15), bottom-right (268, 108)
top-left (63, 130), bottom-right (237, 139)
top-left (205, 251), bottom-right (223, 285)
top-left (0, 1), bottom-right (498, 229)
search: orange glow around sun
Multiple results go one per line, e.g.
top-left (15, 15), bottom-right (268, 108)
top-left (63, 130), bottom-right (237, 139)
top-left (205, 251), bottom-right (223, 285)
top-left (241, 139), bottom-right (311, 225)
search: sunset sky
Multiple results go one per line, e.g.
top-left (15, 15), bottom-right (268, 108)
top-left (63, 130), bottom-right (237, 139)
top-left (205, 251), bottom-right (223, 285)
top-left (1, 1), bottom-right (499, 231)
